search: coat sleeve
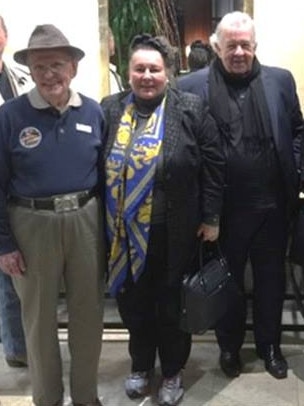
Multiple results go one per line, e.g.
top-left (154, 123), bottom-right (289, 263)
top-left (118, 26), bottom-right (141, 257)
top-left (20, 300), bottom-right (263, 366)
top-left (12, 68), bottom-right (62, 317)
top-left (198, 103), bottom-right (226, 224)
top-left (289, 72), bottom-right (304, 177)
top-left (0, 107), bottom-right (19, 254)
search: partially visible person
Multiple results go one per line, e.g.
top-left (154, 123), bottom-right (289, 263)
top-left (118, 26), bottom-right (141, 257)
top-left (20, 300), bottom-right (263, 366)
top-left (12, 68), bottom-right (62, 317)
top-left (101, 33), bottom-right (225, 406)
top-left (108, 27), bottom-right (124, 94)
top-left (187, 40), bottom-right (213, 72)
top-left (0, 14), bottom-right (33, 369)
top-left (0, 24), bottom-right (107, 406)
top-left (178, 11), bottom-right (304, 380)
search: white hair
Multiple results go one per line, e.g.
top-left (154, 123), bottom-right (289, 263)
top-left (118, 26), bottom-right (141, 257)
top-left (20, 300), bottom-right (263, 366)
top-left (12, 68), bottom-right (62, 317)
top-left (209, 33), bottom-right (217, 52)
top-left (210, 11), bottom-right (256, 47)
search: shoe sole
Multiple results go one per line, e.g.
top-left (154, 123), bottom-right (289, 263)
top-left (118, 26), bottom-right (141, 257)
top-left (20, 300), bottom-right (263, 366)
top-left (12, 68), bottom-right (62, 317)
top-left (6, 359), bottom-right (28, 368)
top-left (265, 365), bottom-right (288, 379)
top-left (220, 362), bottom-right (241, 378)
top-left (125, 370), bottom-right (153, 399)
top-left (126, 384), bottom-right (150, 399)
top-left (221, 369), bottom-right (241, 378)
top-left (126, 390), bottom-right (148, 399)
top-left (158, 395), bottom-right (184, 406)
top-left (158, 389), bottom-right (184, 406)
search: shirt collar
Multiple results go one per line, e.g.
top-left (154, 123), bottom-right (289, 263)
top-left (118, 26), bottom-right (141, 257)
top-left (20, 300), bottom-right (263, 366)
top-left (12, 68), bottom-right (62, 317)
top-left (27, 87), bottom-right (82, 113)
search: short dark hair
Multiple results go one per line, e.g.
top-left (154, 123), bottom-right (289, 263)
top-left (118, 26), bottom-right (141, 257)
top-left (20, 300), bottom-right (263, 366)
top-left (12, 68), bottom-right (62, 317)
top-left (188, 40), bottom-right (213, 71)
top-left (129, 33), bottom-right (172, 69)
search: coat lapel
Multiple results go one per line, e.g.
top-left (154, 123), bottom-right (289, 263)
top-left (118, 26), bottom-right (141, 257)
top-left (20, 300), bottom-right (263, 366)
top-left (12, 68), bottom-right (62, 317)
top-left (104, 95), bottom-right (129, 158)
top-left (261, 68), bottom-right (280, 145)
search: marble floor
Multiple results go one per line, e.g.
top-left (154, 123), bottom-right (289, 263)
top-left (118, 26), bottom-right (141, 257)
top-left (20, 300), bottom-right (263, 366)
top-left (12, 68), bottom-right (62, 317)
top-left (1, 328), bottom-right (304, 406)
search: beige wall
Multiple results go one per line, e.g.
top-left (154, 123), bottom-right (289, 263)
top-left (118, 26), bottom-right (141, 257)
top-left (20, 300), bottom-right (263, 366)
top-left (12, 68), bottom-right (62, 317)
top-left (2, 0), bottom-right (102, 101)
top-left (254, 0), bottom-right (304, 110)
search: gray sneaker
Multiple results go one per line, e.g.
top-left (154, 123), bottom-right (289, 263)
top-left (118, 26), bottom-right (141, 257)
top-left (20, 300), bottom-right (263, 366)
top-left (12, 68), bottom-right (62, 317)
top-left (125, 371), bottom-right (151, 399)
top-left (158, 372), bottom-right (184, 406)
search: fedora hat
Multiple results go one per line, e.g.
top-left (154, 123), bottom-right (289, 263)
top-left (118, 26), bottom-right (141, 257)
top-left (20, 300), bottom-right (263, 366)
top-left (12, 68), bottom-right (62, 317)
top-left (14, 24), bottom-right (85, 66)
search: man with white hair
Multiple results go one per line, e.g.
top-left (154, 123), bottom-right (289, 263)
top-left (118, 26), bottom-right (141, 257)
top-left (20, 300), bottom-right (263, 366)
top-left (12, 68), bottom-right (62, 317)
top-left (178, 11), bottom-right (304, 380)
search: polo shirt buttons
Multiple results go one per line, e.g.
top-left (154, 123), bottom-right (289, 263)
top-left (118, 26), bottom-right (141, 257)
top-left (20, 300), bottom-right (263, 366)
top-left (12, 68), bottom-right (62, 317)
top-left (57, 127), bottom-right (65, 140)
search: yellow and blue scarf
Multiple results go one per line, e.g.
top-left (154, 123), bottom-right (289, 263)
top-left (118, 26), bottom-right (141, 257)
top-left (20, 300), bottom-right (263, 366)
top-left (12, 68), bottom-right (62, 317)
top-left (106, 94), bottom-right (166, 296)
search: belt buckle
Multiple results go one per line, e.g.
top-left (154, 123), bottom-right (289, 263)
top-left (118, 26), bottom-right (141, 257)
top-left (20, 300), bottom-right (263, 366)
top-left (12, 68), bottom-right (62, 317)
top-left (54, 194), bottom-right (79, 213)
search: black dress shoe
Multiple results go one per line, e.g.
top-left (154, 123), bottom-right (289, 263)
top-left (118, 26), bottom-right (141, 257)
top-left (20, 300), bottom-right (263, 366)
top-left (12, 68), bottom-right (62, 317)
top-left (257, 345), bottom-right (288, 379)
top-left (73, 399), bottom-right (103, 406)
top-left (219, 351), bottom-right (241, 378)
top-left (5, 355), bottom-right (28, 368)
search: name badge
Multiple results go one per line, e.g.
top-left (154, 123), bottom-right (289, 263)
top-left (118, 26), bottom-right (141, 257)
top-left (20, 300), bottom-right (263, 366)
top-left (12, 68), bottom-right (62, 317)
top-left (76, 123), bottom-right (92, 133)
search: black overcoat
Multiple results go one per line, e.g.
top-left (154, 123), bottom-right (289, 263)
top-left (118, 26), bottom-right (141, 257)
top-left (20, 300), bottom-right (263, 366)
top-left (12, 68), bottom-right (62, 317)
top-left (178, 65), bottom-right (304, 210)
top-left (101, 87), bottom-right (225, 286)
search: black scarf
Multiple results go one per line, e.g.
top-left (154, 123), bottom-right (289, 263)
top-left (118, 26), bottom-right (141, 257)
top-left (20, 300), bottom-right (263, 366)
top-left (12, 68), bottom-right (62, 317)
top-left (208, 57), bottom-right (273, 155)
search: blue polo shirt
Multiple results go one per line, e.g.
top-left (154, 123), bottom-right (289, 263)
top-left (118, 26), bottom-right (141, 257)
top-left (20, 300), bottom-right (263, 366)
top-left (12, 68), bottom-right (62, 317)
top-left (0, 89), bottom-right (105, 254)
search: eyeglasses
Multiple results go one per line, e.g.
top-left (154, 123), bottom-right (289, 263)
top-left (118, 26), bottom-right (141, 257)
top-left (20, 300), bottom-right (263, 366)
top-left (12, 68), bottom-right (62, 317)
top-left (30, 60), bottom-right (71, 76)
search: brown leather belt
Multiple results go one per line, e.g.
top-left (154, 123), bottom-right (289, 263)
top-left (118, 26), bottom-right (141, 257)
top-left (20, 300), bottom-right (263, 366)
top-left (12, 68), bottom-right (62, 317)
top-left (10, 190), bottom-right (96, 213)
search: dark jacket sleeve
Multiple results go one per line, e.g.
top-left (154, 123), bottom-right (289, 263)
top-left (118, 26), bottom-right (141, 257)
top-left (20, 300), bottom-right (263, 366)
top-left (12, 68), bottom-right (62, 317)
top-left (288, 72), bottom-right (304, 176)
top-left (262, 66), bottom-right (304, 205)
top-left (0, 107), bottom-right (18, 254)
top-left (177, 91), bottom-right (226, 224)
top-left (197, 103), bottom-right (226, 224)
top-left (177, 68), bottom-right (210, 99)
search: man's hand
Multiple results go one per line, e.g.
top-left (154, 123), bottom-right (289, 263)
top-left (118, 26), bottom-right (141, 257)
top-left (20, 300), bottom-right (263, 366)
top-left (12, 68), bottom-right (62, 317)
top-left (197, 223), bottom-right (219, 242)
top-left (0, 250), bottom-right (26, 276)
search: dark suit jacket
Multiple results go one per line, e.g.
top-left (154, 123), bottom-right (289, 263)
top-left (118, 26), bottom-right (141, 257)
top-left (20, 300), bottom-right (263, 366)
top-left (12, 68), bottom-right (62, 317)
top-left (101, 87), bottom-right (225, 285)
top-left (178, 65), bottom-right (304, 208)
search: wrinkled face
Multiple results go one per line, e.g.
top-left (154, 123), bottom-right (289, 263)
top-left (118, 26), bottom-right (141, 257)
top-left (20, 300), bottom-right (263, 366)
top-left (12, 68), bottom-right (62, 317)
top-left (128, 48), bottom-right (168, 99)
top-left (28, 49), bottom-right (78, 108)
top-left (216, 27), bottom-right (256, 75)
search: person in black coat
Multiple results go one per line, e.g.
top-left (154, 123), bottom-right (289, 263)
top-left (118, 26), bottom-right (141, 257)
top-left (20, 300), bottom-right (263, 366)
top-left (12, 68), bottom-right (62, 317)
top-left (101, 34), bottom-right (225, 406)
top-left (178, 11), bottom-right (304, 380)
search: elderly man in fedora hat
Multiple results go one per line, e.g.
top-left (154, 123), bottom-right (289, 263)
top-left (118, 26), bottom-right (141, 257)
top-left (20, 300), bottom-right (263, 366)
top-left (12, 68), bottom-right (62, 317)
top-left (0, 24), bottom-right (107, 406)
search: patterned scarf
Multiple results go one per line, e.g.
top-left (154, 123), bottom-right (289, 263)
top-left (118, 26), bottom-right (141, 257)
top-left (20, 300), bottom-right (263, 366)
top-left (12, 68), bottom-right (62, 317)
top-left (106, 93), bottom-right (166, 296)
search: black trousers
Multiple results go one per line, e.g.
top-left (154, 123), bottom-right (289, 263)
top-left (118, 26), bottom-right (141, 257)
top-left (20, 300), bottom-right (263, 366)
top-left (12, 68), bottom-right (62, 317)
top-left (216, 206), bottom-right (288, 353)
top-left (116, 224), bottom-right (191, 378)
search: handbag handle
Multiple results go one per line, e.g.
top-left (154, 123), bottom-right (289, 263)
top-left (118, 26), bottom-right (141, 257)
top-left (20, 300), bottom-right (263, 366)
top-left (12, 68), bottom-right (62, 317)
top-left (198, 240), bottom-right (225, 267)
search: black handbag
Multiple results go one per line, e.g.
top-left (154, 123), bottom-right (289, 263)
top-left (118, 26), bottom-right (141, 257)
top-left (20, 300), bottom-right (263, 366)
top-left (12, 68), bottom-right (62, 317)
top-left (180, 241), bottom-right (239, 335)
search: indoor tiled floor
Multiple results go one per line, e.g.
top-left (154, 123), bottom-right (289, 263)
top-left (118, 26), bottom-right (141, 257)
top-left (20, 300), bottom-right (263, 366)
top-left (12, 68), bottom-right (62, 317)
top-left (1, 328), bottom-right (304, 406)
top-left (2, 282), bottom-right (304, 406)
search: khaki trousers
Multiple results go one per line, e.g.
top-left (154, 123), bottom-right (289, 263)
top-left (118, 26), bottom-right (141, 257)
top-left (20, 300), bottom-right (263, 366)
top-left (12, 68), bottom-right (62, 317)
top-left (10, 197), bottom-right (106, 405)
